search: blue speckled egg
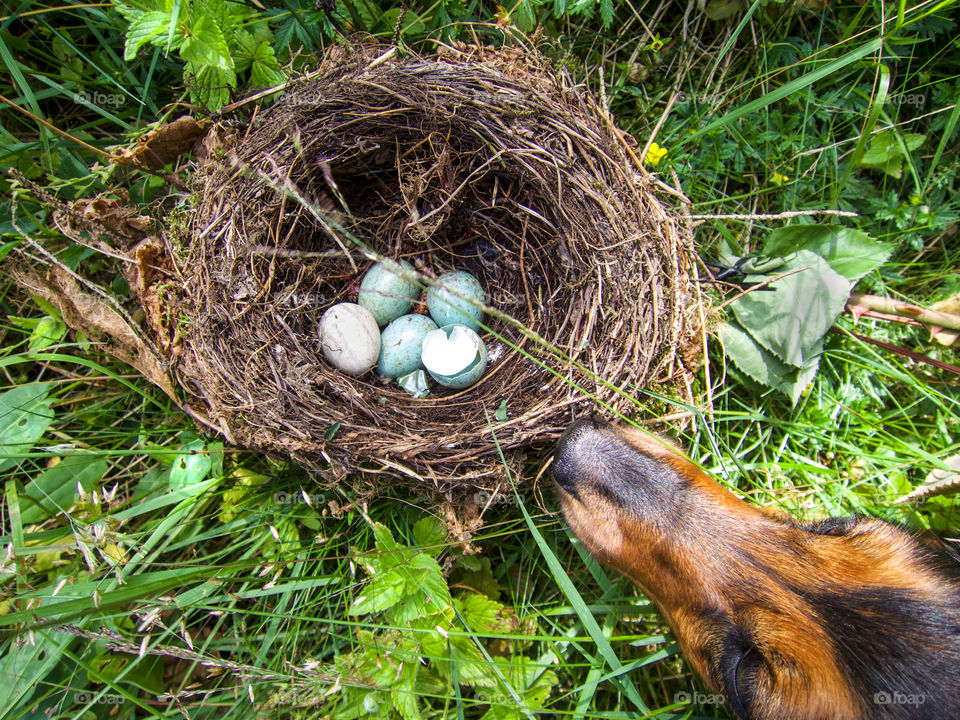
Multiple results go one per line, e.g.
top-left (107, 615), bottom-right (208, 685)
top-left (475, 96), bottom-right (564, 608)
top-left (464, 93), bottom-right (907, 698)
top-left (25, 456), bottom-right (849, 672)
top-left (426, 271), bottom-right (485, 331)
top-left (377, 314), bottom-right (438, 378)
top-left (421, 324), bottom-right (487, 389)
top-left (358, 260), bottom-right (420, 327)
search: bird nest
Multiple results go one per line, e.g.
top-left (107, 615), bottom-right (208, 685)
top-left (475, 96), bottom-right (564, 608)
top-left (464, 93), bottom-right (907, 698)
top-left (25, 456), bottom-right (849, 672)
top-left (15, 42), bottom-right (703, 494)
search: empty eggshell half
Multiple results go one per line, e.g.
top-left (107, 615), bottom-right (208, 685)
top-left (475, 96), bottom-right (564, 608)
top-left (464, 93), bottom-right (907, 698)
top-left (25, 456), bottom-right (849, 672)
top-left (421, 324), bottom-right (487, 389)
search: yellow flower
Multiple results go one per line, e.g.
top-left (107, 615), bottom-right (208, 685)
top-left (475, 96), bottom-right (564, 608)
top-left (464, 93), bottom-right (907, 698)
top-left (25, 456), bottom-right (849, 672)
top-left (645, 142), bottom-right (668, 167)
top-left (770, 172), bottom-right (789, 186)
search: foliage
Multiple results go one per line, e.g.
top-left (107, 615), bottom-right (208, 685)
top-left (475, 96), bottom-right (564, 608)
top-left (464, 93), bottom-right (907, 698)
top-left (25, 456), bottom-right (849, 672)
top-left (1, 0), bottom-right (959, 719)
top-left (718, 225), bottom-right (892, 403)
top-left (114, 0), bottom-right (286, 109)
top-left (329, 519), bottom-right (556, 719)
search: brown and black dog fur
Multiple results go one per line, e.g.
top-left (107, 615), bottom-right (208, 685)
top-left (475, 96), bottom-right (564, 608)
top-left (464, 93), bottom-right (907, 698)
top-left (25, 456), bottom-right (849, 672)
top-left (554, 417), bottom-right (960, 720)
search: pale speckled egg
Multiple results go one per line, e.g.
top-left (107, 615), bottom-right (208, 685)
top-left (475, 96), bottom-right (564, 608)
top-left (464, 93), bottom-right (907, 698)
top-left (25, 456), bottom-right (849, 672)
top-left (377, 314), bottom-right (438, 378)
top-left (421, 324), bottom-right (487, 389)
top-left (318, 303), bottom-right (380, 375)
top-left (358, 259), bottom-right (420, 327)
top-left (426, 271), bottom-right (485, 331)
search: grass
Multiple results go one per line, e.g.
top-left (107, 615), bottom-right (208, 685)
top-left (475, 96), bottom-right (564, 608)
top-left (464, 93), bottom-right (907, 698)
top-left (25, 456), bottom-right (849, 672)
top-left (1, 0), bottom-right (959, 718)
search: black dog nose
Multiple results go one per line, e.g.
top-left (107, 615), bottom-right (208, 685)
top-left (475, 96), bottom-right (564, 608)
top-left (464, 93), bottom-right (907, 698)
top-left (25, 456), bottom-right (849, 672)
top-left (553, 417), bottom-right (608, 496)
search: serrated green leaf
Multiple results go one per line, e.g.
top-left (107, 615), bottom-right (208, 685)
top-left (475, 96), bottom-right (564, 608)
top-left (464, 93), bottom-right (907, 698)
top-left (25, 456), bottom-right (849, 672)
top-left (761, 225), bottom-right (892, 282)
top-left (19, 454), bottom-right (107, 525)
top-left (412, 516), bottom-right (445, 556)
top-left (391, 663), bottom-right (423, 720)
top-left (123, 10), bottom-right (172, 60)
top-left (718, 321), bottom-right (794, 386)
top-left (730, 250), bottom-right (850, 367)
top-left (183, 61), bottom-right (236, 109)
top-left (388, 553), bottom-right (453, 624)
top-left (459, 556), bottom-right (500, 599)
top-left (860, 129), bottom-right (925, 166)
top-left (446, 634), bottom-right (499, 687)
top-left (349, 568), bottom-right (406, 615)
top-left (113, 2), bottom-right (146, 23)
top-left (181, 15), bottom-right (233, 71)
top-left (250, 41), bottom-right (286, 87)
top-left (459, 592), bottom-right (510, 633)
top-left (0, 383), bottom-right (54, 474)
top-left (599, 0), bottom-right (614, 26)
top-left (29, 316), bottom-right (67, 351)
top-left (718, 322), bottom-right (821, 404)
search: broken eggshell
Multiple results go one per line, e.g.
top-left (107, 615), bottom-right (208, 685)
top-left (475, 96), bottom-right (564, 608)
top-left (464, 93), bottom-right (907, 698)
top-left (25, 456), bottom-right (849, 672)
top-left (421, 324), bottom-right (488, 389)
top-left (318, 302), bottom-right (381, 375)
top-left (426, 271), bottom-right (485, 331)
top-left (377, 314), bottom-right (438, 378)
top-left (358, 259), bottom-right (420, 327)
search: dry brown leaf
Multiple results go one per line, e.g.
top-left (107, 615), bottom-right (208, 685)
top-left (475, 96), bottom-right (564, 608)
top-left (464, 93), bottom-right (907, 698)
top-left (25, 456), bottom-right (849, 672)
top-left (116, 115), bottom-right (209, 170)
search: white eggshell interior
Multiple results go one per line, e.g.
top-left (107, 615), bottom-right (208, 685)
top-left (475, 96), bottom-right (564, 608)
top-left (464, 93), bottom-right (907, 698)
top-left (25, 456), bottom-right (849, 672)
top-left (421, 325), bottom-right (481, 376)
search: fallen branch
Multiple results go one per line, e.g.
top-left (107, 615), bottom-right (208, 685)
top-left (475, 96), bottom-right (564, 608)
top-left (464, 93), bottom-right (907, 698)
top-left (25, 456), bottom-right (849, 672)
top-left (848, 292), bottom-right (960, 331)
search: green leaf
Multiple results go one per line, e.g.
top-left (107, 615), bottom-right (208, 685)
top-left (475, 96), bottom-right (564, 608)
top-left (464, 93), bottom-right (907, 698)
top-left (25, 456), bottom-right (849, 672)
top-left (730, 250), bottom-right (850, 367)
top-left (859, 129), bottom-right (925, 166)
top-left (447, 634), bottom-right (499, 687)
top-left (180, 15), bottom-right (233, 71)
top-left (183, 61), bottom-right (236, 109)
top-left (123, 10), bottom-right (172, 60)
top-left (513, 0), bottom-right (536, 32)
top-left (718, 322), bottom-right (821, 404)
top-left (459, 556), bottom-right (500, 599)
top-left (599, 0), bottom-right (614, 26)
top-left (761, 225), bottom-right (892, 282)
top-left (168, 440), bottom-right (212, 494)
top-left (0, 383), bottom-right (54, 474)
top-left (389, 553), bottom-right (453, 624)
top-left (28, 316), bottom-right (67, 351)
top-left (705, 0), bottom-right (743, 20)
top-left (349, 568), bottom-right (406, 615)
top-left (412, 516), bottom-right (445, 556)
top-left (19, 454), bottom-right (108, 525)
top-left (0, 628), bottom-right (74, 713)
top-left (250, 41), bottom-right (286, 87)
top-left (391, 663), bottom-right (423, 720)
top-left (718, 321), bottom-right (794, 387)
top-left (459, 592), bottom-right (510, 633)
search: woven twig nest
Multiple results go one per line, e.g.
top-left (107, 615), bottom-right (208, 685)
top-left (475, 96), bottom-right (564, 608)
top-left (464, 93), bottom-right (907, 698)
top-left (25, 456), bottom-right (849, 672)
top-left (165, 43), bottom-right (700, 490)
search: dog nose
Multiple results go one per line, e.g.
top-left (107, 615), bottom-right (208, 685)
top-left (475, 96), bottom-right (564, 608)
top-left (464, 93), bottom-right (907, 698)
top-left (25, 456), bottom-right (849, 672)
top-left (553, 417), bottom-right (607, 495)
